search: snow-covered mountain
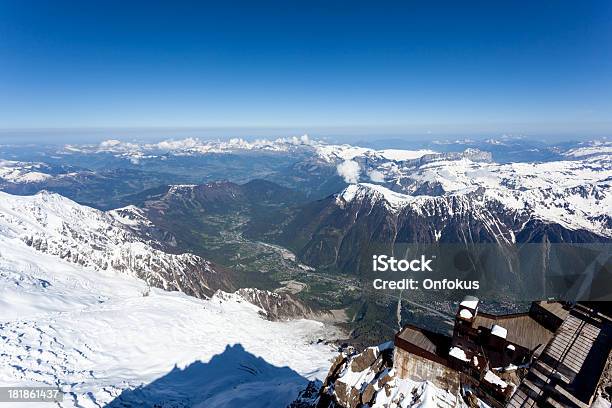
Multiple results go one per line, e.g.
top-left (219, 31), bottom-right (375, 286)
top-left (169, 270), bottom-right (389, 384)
top-left (335, 150), bottom-right (611, 239)
top-left (0, 191), bottom-right (340, 407)
top-left (55, 136), bottom-right (612, 266)
top-left (4, 137), bottom-right (611, 267)
top-left (0, 160), bottom-right (90, 190)
top-left (281, 148), bottom-right (611, 274)
top-left (312, 144), bottom-right (437, 164)
top-left (310, 139), bottom-right (611, 244)
top-left (0, 190), bottom-right (234, 297)
top-left (563, 139), bottom-right (612, 159)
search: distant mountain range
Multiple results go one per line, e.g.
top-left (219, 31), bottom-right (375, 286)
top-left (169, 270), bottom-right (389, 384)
top-left (4, 137), bottom-right (608, 283)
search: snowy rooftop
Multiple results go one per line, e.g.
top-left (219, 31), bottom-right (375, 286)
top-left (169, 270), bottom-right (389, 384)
top-left (459, 296), bottom-right (479, 311)
top-left (483, 370), bottom-right (508, 390)
top-left (448, 346), bottom-right (469, 362)
top-left (491, 324), bottom-right (508, 339)
top-left (459, 308), bottom-right (473, 320)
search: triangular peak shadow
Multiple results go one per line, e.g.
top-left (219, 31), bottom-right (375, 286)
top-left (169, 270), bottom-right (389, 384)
top-left (105, 343), bottom-right (309, 408)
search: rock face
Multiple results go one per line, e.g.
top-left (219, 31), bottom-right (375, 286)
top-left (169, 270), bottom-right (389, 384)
top-left (594, 350), bottom-right (612, 405)
top-left (317, 343), bottom-right (394, 408)
top-left (218, 288), bottom-right (332, 321)
top-left (308, 342), bottom-right (462, 408)
top-left (282, 180), bottom-right (611, 275)
top-left (0, 190), bottom-right (235, 298)
top-left (288, 381), bottom-right (325, 408)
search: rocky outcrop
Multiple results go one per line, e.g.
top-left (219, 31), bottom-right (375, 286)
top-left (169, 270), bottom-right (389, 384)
top-left (302, 342), bottom-right (462, 408)
top-left (287, 381), bottom-right (324, 408)
top-left (232, 288), bottom-right (333, 321)
top-left (316, 343), bottom-right (393, 408)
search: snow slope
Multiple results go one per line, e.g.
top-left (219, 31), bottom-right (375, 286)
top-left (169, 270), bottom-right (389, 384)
top-left (563, 140), bottom-right (612, 158)
top-left (314, 144), bottom-right (436, 164)
top-left (0, 192), bottom-right (339, 408)
top-left (0, 236), bottom-right (338, 408)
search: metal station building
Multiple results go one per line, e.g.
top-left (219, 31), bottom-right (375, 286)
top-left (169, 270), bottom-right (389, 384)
top-left (394, 298), bottom-right (612, 407)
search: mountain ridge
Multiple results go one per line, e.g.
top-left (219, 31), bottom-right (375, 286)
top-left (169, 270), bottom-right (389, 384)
top-left (0, 189), bottom-right (235, 297)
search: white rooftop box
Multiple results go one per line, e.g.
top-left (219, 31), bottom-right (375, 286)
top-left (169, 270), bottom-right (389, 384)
top-left (459, 295), bottom-right (479, 311)
top-left (491, 324), bottom-right (508, 339)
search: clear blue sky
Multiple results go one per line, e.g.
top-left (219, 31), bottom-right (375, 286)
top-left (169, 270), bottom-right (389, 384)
top-left (1, 1), bottom-right (611, 139)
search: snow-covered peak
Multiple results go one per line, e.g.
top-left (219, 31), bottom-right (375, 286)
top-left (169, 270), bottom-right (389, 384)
top-left (313, 143), bottom-right (436, 163)
top-left (108, 205), bottom-right (154, 227)
top-left (337, 183), bottom-right (415, 212)
top-left (0, 190), bottom-right (102, 237)
top-left (409, 155), bottom-right (611, 235)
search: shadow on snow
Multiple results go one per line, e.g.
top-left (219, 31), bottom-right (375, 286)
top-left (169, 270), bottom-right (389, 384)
top-left (105, 343), bottom-right (310, 408)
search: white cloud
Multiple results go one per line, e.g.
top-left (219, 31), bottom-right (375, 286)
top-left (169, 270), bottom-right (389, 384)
top-left (368, 169), bottom-right (385, 183)
top-left (98, 140), bottom-right (141, 153)
top-left (155, 138), bottom-right (200, 151)
top-left (99, 139), bottom-right (122, 148)
top-left (72, 135), bottom-right (321, 158)
top-left (337, 160), bottom-right (360, 184)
